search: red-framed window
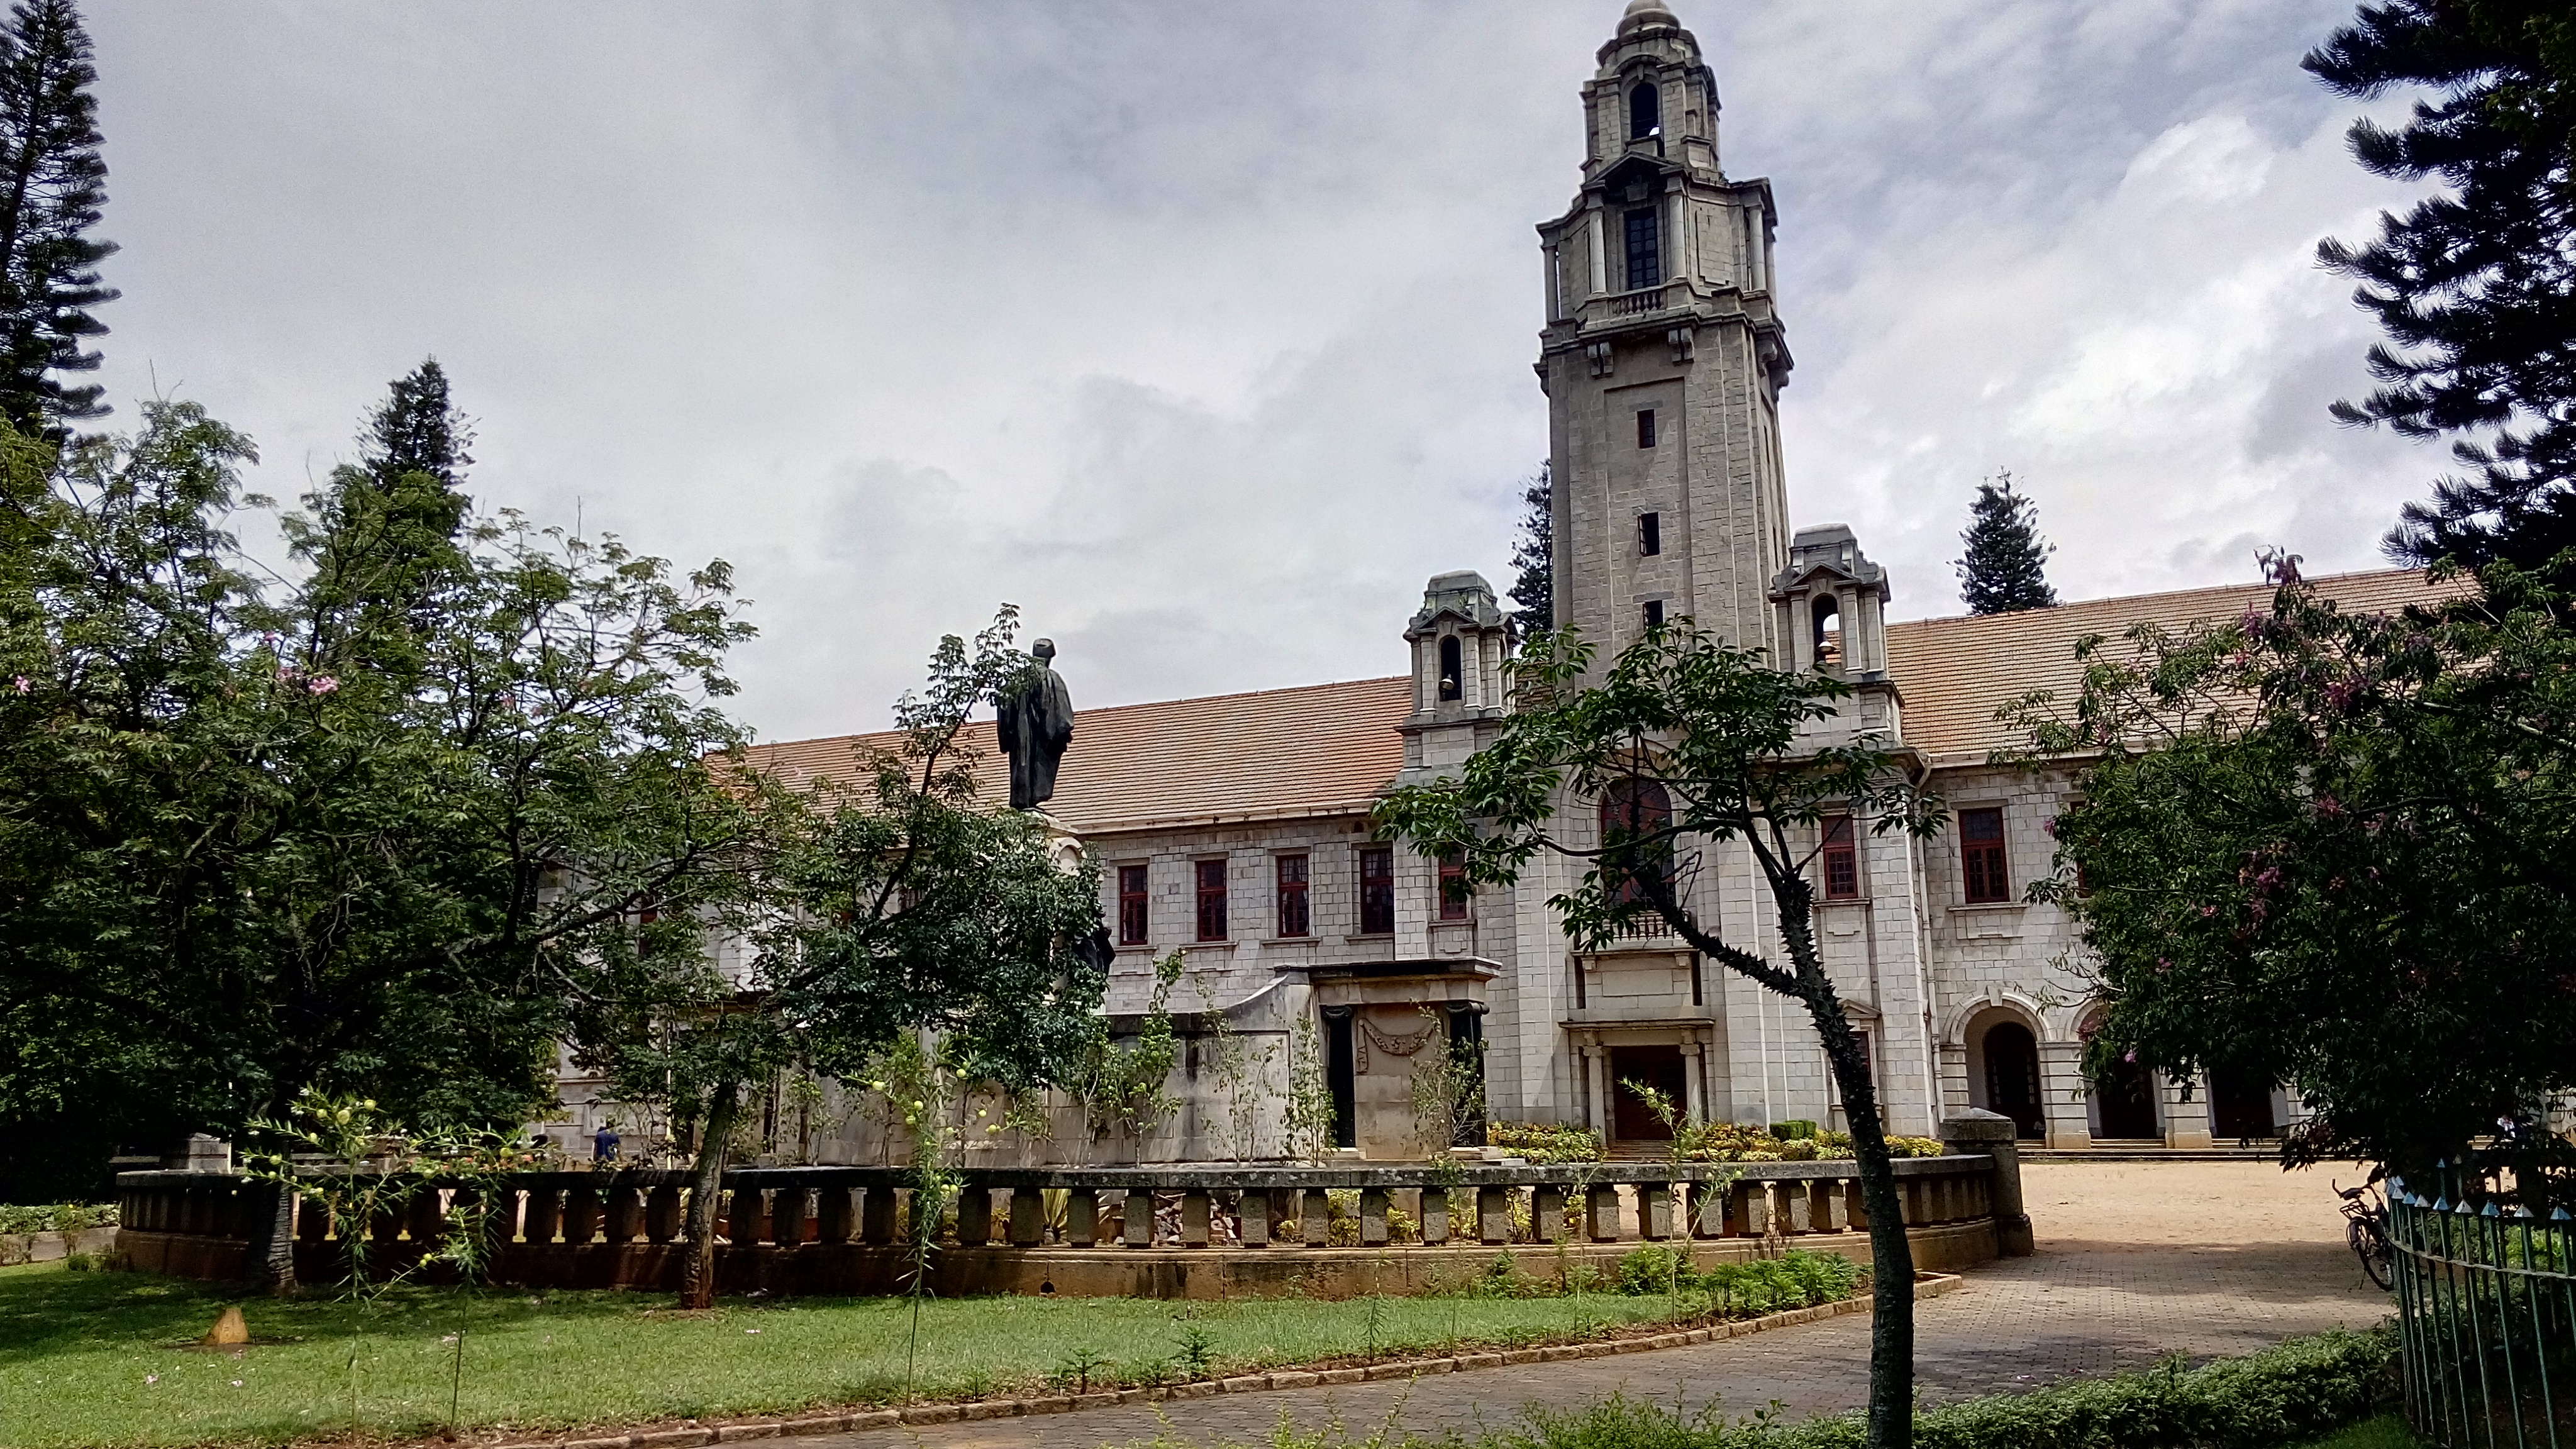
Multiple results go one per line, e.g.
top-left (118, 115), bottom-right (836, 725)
top-left (1275, 854), bottom-right (1311, 938)
top-left (1116, 864), bottom-right (1150, 946)
top-left (1194, 859), bottom-right (1229, 941)
top-left (1358, 847), bottom-right (1395, 935)
top-left (1821, 815), bottom-right (1859, 901)
top-left (1599, 777), bottom-right (1674, 906)
top-left (1961, 807), bottom-right (2010, 904)
top-left (1438, 851), bottom-right (1470, 921)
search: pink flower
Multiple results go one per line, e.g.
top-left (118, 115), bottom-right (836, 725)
top-left (308, 675), bottom-right (338, 696)
top-left (10, 675), bottom-right (26, 693)
top-left (2200, 905), bottom-right (2218, 918)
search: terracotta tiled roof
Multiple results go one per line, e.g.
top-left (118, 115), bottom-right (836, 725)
top-left (743, 675), bottom-right (1413, 835)
top-left (1882, 567), bottom-right (2465, 762)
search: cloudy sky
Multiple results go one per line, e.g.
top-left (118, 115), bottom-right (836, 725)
top-left (84, 1), bottom-right (2437, 741)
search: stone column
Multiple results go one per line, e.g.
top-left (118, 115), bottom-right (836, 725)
top-left (1533, 1184), bottom-right (1567, 1243)
top-left (1008, 1187), bottom-right (1045, 1246)
top-left (645, 1185), bottom-right (682, 1244)
top-left (1238, 1189), bottom-right (1270, 1246)
top-left (1940, 1109), bottom-right (2032, 1256)
top-left (1357, 1188), bottom-right (1389, 1246)
top-left (1301, 1188), bottom-right (1332, 1246)
top-left (1681, 1043), bottom-right (1706, 1123)
top-left (1067, 1191), bottom-right (1099, 1247)
top-left (1586, 1183), bottom-right (1623, 1242)
top-left (2160, 1070), bottom-right (2216, 1150)
top-left (1125, 1191), bottom-right (1156, 1247)
top-left (1420, 1188), bottom-right (1449, 1245)
top-left (956, 1187), bottom-right (992, 1246)
top-left (859, 1187), bottom-right (896, 1245)
top-left (1478, 1185), bottom-right (1513, 1245)
top-left (2039, 1040), bottom-right (2092, 1149)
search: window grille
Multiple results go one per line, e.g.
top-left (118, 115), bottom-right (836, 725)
top-left (1358, 847), bottom-right (1395, 935)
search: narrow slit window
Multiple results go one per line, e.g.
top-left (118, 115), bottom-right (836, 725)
top-left (1628, 81), bottom-right (1660, 140)
top-left (1638, 511), bottom-right (1661, 557)
top-left (1438, 850), bottom-right (1470, 921)
top-left (1117, 864), bottom-right (1149, 946)
top-left (1636, 409), bottom-right (1657, 448)
top-left (1624, 206), bottom-right (1661, 290)
top-left (1961, 808), bottom-right (2010, 904)
top-left (1194, 858), bottom-right (1229, 941)
top-left (1358, 847), bottom-right (1395, 935)
top-left (1643, 599), bottom-right (1665, 630)
top-left (1821, 815), bottom-right (1859, 900)
top-left (1438, 635), bottom-right (1463, 701)
top-left (1275, 853), bottom-right (1311, 938)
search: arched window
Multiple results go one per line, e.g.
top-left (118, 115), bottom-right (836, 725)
top-left (1628, 81), bottom-right (1660, 140)
top-left (1811, 594), bottom-right (1841, 667)
top-left (1438, 635), bottom-right (1463, 702)
top-left (1598, 777), bottom-right (1674, 906)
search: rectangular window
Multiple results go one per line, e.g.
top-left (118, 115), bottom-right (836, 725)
top-left (1961, 807), bottom-right (2010, 904)
top-left (1358, 847), bottom-right (1395, 935)
top-left (1624, 206), bottom-right (1661, 290)
top-left (1275, 853), bottom-right (1311, 938)
top-left (1636, 409), bottom-right (1657, 448)
top-left (1638, 511), bottom-right (1660, 557)
top-left (1643, 600), bottom-right (1665, 630)
top-left (1438, 851), bottom-right (1470, 921)
top-left (1117, 864), bottom-right (1150, 946)
top-left (1821, 815), bottom-right (1859, 900)
top-left (1194, 858), bottom-right (1229, 941)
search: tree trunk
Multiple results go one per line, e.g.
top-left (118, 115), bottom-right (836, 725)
top-left (1784, 909), bottom-right (1914, 1449)
top-left (244, 1180), bottom-right (298, 1296)
top-left (677, 1081), bottom-right (740, 1310)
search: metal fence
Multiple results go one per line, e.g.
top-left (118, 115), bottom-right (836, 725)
top-left (2389, 1158), bottom-right (2576, 1449)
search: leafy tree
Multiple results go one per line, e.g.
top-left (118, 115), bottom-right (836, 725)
top-left (0, 0), bottom-right (114, 436)
top-left (2307, 2), bottom-right (2576, 568)
top-left (1951, 472), bottom-right (2057, 614)
top-left (0, 397), bottom-right (772, 1277)
top-left (1507, 461), bottom-right (1552, 632)
top-left (571, 609), bottom-right (1110, 1307)
top-left (1375, 624), bottom-right (1944, 1449)
top-left (2007, 554), bottom-right (2576, 1175)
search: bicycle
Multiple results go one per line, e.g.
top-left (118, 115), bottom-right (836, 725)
top-left (2337, 1179), bottom-right (2392, 1291)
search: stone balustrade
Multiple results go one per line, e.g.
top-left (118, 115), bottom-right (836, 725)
top-left (115, 1130), bottom-right (2021, 1299)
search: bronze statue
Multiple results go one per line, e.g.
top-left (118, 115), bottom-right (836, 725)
top-left (996, 638), bottom-right (1074, 811)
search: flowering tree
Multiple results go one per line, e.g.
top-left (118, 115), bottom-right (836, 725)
top-left (2007, 555), bottom-right (2576, 1173)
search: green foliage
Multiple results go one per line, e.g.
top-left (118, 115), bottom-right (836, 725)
top-left (1075, 951), bottom-right (1183, 1159)
top-left (1951, 473), bottom-right (2057, 616)
top-left (239, 1089), bottom-right (540, 1299)
top-left (2006, 558), bottom-right (2576, 1170)
top-left (2306, 2), bottom-right (2576, 569)
top-left (1610, 1246), bottom-right (1862, 1316)
top-left (1485, 1122), bottom-right (1604, 1164)
top-left (0, 0), bottom-right (118, 436)
top-left (0, 1202), bottom-right (108, 1234)
top-left (1769, 1119), bottom-right (1818, 1141)
top-left (1173, 1319), bottom-right (1218, 1379)
top-left (0, 386), bottom-right (775, 1204)
top-left (1509, 460), bottom-right (1553, 631)
top-left (1282, 1013), bottom-right (1340, 1163)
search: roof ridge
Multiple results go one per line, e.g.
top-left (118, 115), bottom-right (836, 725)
top-left (747, 674), bottom-right (1409, 756)
top-left (1886, 565), bottom-right (2427, 631)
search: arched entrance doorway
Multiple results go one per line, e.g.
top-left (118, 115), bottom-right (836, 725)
top-left (2090, 1053), bottom-right (2159, 1140)
top-left (1975, 1019), bottom-right (2045, 1140)
top-left (2209, 1067), bottom-right (2278, 1142)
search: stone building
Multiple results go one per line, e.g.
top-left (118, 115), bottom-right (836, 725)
top-left (572, 1), bottom-right (2448, 1167)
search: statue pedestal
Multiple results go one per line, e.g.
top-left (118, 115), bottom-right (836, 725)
top-left (1025, 809), bottom-right (1083, 872)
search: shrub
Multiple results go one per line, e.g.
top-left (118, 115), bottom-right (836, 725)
top-left (1769, 1119), bottom-right (1819, 1141)
top-left (0, 1203), bottom-right (118, 1235)
top-left (1487, 1122), bottom-right (1604, 1163)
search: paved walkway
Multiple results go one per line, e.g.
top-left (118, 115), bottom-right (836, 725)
top-left (775, 1162), bottom-right (2389, 1449)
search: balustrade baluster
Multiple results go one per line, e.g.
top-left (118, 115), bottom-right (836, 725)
top-left (1358, 1188), bottom-right (1389, 1246)
top-left (1814, 1178), bottom-right (1848, 1233)
top-left (1065, 1190), bottom-right (1097, 1247)
top-left (604, 1185), bottom-right (644, 1245)
top-left (1843, 1179), bottom-right (1868, 1230)
top-left (957, 1186), bottom-right (993, 1246)
top-left (1587, 1183), bottom-right (1623, 1242)
top-left (859, 1186), bottom-right (896, 1245)
top-left (1641, 1182), bottom-right (1674, 1241)
top-left (1238, 1188), bottom-right (1270, 1247)
top-left (1420, 1187), bottom-right (1449, 1245)
top-left (1478, 1185), bottom-right (1513, 1245)
top-left (645, 1185), bottom-right (683, 1244)
top-left (1009, 1187), bottom-right (1045, 1246)
top-left (816, 1185), bottom-right (854, 1245)
top-left (562, 1184), bottom-right (602, 1245)
top-left (1535, 1184), bottom-right (1567, 1243)
top-left (1124, 1191), bottom-right (1155, 1247)
top-left (1301, 1188), bottom-right (1331, 1246)
top-left (523, 1186), bottom-right (561, 1244)
top-left (1182, 1189), bottom-right (1213, 1247)
top-left (407, 1185), bottom-right (445, 1245)
top-left (770, 1186), bottom-right (809, 1247)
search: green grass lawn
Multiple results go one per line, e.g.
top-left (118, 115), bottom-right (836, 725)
top-left (2296, 1418), bottom-right (2420, 1449)
top-left (0, 1258), bottom-right (1692, 1448)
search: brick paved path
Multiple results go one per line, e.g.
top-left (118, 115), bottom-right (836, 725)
top-left (771, 1162), bottom-right (2390, 1449)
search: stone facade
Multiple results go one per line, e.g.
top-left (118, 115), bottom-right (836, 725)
top-left (550, 1), bottom-right (2397, 1169)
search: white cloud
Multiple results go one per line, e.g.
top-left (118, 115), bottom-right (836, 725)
top-left (83, 0), bottom-right (2447, 738)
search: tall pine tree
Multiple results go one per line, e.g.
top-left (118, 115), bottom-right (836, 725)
top-left (1507, 460), bottom-right (1552, 632)
top-left (0, 0), bottom-right (114, 438)
top-left (1953, 471), bottom-right (2058, 614)
top-left (286, 360), bottom-right (474, 670)
top-left (2308, 2), bottom-right (2576, 568)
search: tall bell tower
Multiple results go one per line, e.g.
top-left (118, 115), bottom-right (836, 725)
top-left (1538, 0), bottom-right (1792, 660)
